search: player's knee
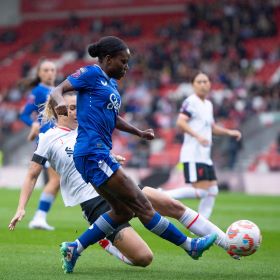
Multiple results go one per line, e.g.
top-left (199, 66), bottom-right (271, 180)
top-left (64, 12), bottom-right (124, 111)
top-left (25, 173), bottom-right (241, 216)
top-left (132, 250), bottom-right (153, 267)
top-left (168, 199), bottom-right (186, 216)
top-left (130, 192), bottom-right (153, 217)
top-left (193, 188), bottom-right (208, 199)
top-left (208, 185), bottom-right (219, 197)
top-left (113, 208), bottom-right (134, 222)
top-left (134, 200), bottom-right (154, 222)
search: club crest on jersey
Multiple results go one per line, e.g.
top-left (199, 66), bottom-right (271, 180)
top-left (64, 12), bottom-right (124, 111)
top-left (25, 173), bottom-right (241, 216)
top-left (107, 93), bottom-right (121, 113)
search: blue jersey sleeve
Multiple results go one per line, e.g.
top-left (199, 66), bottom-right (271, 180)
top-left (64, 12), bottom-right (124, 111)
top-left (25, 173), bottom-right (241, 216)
top-left (67, 66), bottom-right (97, 91)
top-left (33, 88), bottom-right (47, 106)
top-left (19, 92), bottom-right (38, 126)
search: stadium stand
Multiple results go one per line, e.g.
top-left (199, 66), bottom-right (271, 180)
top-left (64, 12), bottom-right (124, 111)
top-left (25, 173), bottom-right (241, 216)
top-left (1, 0), bottom-right (280, 170)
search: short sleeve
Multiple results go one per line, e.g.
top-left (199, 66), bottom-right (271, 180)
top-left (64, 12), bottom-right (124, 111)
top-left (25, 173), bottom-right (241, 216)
top-left (67, 66), bottom-right (97, 91)
top-left (33, 88), bottom-right (44, 106)
top-left (210, 102), bottom-right (215, 124)
top-left (180, 97), bottom-right (196, 118)
top-left (33, 133), bottom-right (50, 164)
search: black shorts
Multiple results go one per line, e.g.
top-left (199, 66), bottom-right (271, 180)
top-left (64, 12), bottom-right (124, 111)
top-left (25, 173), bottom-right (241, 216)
top-left (80, 196), bottom-right (131, 243)
top-left (183, 162), bottom-right (217, 183)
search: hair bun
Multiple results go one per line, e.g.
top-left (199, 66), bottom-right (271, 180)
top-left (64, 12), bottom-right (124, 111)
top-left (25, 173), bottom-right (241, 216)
top-left (88, 44), bottom-right (99, 57)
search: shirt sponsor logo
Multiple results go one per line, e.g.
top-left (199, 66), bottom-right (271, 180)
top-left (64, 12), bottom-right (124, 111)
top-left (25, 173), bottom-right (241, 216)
top-left (65, 147), bottom-right (73, 157)
top-left (107, 93), bottom-right (121, 113)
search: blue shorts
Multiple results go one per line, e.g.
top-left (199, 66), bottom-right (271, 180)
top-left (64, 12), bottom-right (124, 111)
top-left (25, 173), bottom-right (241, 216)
top-left (74, 152), bottom-right (120, 188)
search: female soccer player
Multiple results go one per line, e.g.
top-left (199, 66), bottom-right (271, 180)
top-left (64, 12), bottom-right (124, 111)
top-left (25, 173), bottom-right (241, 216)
top-left (9, 92), bottom-right (233, 274)
top-left (19, 59), bottom-right (60, 230)
top-left (50, 36), bottom-right (217, 271)
top-left (164, 72), bottom-right (242, 219)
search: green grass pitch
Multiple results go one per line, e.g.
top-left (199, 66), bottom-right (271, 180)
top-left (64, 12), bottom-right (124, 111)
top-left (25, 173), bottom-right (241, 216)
top-left (0, 188), bottom-right (279, 280)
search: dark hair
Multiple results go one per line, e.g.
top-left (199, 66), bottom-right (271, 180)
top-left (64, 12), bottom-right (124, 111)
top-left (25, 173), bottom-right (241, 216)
top-left (88, 36), bottom-right (128, 61)
top-left (190, 70), bottom-right (209, 83)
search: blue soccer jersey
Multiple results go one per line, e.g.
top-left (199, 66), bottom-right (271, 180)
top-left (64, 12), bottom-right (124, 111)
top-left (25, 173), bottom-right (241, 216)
top-left (20, 83), bottom-right (54, 133)
top-left (67, 65), bottom-right (121, 157)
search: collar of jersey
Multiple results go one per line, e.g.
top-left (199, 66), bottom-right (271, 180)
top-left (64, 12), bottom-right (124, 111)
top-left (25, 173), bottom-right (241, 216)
top-left (39, 82), bottom-right (54, 90)
top-left (95, 64), bottom-right (110, 81)
top-left (57, 126), bottom-right (71, 132)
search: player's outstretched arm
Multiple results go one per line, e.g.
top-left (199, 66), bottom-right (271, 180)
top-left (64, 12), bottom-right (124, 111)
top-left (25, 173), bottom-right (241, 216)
top-left (212, 123), bottom-right (242, 140)
top-left (177, 113), bottom-right (209, 146)
top-left (8, 162), bottom-right (43, 230)
top-left (116, 115), bottom-right (155, 140)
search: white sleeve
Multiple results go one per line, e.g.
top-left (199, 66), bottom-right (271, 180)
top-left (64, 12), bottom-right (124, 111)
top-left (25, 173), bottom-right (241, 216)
top-left (210, 102), bottom-right (215, 124)
top-left (33, 133), bottom-right (50, 163)
top-left (180, 97), bottom-right (196, 118)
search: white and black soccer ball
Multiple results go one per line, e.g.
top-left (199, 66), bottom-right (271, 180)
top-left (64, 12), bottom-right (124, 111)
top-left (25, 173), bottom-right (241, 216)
top-left (226, 220), bottom-right (262, 257)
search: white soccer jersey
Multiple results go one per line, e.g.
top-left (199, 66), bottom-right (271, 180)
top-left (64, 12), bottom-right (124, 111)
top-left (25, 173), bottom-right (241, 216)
top-left (179, 94), bottom-right (214, 165)
top-left (34, 127), bottom-right (98, 207)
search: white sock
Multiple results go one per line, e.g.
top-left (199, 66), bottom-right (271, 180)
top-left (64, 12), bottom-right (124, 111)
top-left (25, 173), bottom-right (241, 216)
top-left (179, 237), bottom-right (193, 251)
top-left (198, 185), bottom-right (219, 219)
top-left (33, 210), bottom-right (47, 221)
top-left (164, 187), bottom-right (208, 199)
top-left (179, 208), bottom-right (228, 250)
top-left (98, 239), bottom-right (133, 265)
top-left (75, 239), bottom-right (84, 254)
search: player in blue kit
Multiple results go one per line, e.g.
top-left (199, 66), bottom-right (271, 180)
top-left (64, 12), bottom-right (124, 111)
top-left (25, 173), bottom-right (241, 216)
top-left (19, 59), bottom-right (60, 230)
top-left (50, 36), bottom-right (217, 272)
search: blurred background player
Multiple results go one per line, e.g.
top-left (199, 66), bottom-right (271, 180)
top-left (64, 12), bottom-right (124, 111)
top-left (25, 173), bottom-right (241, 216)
top-left (164, 72), bottom-right (242, 219)
top-left (19, 59), bottom-right (60, 230)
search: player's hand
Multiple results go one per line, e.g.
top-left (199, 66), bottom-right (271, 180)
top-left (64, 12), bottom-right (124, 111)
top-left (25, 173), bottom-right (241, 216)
top-left (141, 129), bottom-right (155, 140)
top-left (114, 154), bottom-right (126, 165)
top-left (55, 103), bottom-right (68, 116)
top-left (8, 209), bottom-right (26, 231)
top-left (27, 122), bottom-right (40, 141)
top-left (196, 135), bottom-right (210, 147)
top-left (228, 130), bottom-right (242, 141)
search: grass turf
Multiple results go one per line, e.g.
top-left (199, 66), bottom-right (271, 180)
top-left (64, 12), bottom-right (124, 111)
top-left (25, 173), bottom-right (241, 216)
top-left (0, 188), bottom-right (279, 280)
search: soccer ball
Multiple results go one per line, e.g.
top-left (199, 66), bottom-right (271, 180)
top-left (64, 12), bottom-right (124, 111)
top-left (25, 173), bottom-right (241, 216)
top-left (226, 220), bottom-right (262, 257)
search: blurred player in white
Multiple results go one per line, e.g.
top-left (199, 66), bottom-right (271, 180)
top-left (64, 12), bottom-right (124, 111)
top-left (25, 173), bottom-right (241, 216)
top-left (9, 91), bottom-right (238, 273)
top-left (165, 72), bottom-right (241, 219)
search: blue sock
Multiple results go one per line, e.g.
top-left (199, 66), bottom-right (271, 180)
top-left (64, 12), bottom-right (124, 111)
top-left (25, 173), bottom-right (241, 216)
top-left (38, 192), bottom-right (55, 213)
top-left (144, 212), bottom-right (187, 246)
top-left (78, 213), bottom-right (119, 249)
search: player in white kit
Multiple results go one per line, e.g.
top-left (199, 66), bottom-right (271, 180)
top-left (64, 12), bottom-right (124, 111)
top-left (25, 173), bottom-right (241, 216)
top-left (9, 91), bottom-right (238, 273)
top-left (165, 72), bottom-right (242, 219)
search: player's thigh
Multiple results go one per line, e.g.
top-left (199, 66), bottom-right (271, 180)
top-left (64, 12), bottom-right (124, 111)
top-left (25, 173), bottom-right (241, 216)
top-left (47, 167), bottom-right (60, 185)
top-left (113, 226), bottom-right (153, 267)
top-left (42, 167), bottom-right (60, 194)
top-left (99, 168), bottom-right (154, 224)
top-left (96, 185), bottom-right (134, 222)
top-left (106, 168), bottom-right (153, 210)
top-left (192, 180), bottom-right (217, 189)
